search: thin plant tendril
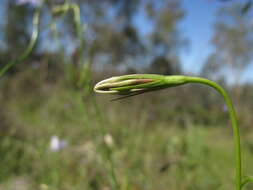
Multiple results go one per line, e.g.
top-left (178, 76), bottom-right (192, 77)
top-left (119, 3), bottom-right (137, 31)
top-left (0, 4), bottom-right (42, 78)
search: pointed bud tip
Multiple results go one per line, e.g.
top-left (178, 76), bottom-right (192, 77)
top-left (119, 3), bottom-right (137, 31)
top-left (93, 74), bottom-right (186, 97)
top-left (94, 75), bottom-right (159, 95)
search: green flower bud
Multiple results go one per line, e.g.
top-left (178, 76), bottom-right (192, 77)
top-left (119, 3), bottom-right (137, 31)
top-left (94, 74), bottom-right (187, 97)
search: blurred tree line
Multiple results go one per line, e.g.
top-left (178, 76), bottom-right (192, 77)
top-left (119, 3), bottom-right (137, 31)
top-left (0, 0), bottom-right (185, 77)
top-left (0, 0), bottom-right (253, 128)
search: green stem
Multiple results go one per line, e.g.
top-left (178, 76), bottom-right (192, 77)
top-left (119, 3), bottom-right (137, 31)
top-left (92, 97), bottom-right (120, 190)
top-left (95, 74), bottom-right (245, 189)
top-left (52, 3), bottom-right (91, 91)
top-left (0, 4), bottom-right (42, 78)
top-left (172, 76), bottom-right (242, 190)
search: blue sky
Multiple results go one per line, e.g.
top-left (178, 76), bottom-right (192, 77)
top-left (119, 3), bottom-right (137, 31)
top-left (0, 0), bottom-right (252, 83)
top-left (180, 0), bottom-right (253, 83)
top-left (180, 0), bottom-right (221, 74)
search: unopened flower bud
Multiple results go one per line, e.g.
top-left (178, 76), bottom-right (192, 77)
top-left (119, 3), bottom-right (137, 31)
top-left (94, 74), bottom-right (187, 98)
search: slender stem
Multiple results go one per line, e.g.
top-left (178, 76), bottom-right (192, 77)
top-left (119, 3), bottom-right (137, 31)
top-left (178, 76), bottom-right (242, 190)
top-left (95, 74), bottom-right (244, 189)
top-left (92, 97), bottom-right (120, 190)
top-left (0, 5), bottom-right (42, 78)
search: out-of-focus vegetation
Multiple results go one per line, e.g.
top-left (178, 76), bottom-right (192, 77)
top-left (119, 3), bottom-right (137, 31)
top-left (0, 0), bottom-right (253, 189)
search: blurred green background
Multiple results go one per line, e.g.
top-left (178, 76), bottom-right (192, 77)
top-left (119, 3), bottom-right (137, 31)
top-left (0, 0), bottom-right (253, 189)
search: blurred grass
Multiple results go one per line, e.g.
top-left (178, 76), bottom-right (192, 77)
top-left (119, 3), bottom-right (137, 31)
top-left (0, 70), bottom-right (253, 190)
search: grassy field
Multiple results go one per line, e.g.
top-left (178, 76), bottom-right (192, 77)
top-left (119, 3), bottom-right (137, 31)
top-left (1, 73), bottom-right (253, 190)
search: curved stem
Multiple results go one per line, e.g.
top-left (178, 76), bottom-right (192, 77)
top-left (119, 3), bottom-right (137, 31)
top-left (52, 3), bottom-right (92, 91)
top-left (0, 4), bottom-right (42, 78)
top-left (179, 76), bottom-right (242, 190)
top-left (95, 74), bottom-right (244, 189)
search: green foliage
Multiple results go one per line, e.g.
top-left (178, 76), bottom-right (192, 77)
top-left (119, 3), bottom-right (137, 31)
top-left (1, 1), bottom-right (253, 189)
top-left (1, 71), bottom-right (253, 189)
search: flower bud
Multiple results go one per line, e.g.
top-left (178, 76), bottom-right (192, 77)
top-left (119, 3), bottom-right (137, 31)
top-left (94, 74), bottom-right (187, 99)
top-left (94, 74), bottom-right (166, 95)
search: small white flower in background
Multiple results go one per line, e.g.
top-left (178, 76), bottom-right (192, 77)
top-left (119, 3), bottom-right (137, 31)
top-left (104, 134), bottom-right (114, 147)
top-left (49, 135), bottom-right (68, 152)
top-left (223, 104), bottom-right (228, 112)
